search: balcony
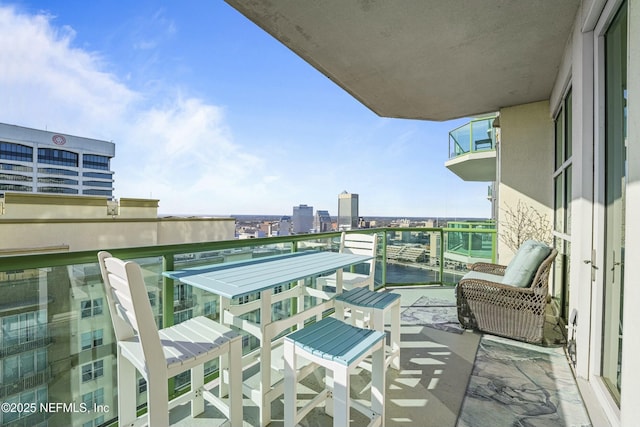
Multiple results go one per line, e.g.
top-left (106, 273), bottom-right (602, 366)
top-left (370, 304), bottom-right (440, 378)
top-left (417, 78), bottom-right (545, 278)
top-left (0, 227), bottom-right (592, 426)
top-left (445, 116), bottom-right (497, 182)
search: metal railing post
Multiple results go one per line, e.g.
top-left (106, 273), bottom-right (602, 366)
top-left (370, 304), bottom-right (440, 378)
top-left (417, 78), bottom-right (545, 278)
top-left (440, 228), bottom-right (445, 285)
top-left (381, 231), bottom-right (387, 288)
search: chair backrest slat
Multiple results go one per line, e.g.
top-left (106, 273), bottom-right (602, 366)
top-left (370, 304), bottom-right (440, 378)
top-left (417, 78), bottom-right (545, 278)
top-left (340, 232), bottom-right (378, 275)
top-left (98, 251), bottom-right (162, 362)
top-left (108, 276), bottom-right (140, 332)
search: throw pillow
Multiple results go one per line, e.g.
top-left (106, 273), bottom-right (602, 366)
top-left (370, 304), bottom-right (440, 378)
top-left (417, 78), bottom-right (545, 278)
top-left (502, 240), bottom-right (551, 287)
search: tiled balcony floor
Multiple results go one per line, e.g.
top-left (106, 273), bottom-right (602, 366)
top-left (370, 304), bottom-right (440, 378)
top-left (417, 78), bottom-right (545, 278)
top-left (167, 287), bottom-right (591, 427)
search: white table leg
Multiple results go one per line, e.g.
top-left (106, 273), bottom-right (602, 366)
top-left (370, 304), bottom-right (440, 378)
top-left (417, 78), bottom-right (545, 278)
top-left (218, 296), bottom-right (231, 398)
top-left (390, 300), bottom-right (401, 370)
top-left (228, 337), bottom-right (243, 427)
top-left (259, 288), bottom-right (273, 427)
top-left (284, 339), bottom-right (297, 427)
top-left (335, 269), bottom-right (344, 294)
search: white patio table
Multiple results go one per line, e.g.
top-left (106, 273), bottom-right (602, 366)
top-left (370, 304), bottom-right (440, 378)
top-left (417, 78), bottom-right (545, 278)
top-left (163, 250), bottom-right (372, 426)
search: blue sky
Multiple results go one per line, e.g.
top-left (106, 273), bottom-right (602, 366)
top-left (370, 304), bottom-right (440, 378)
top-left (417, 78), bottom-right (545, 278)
top-left (1, 1), bottom-right (491, 218)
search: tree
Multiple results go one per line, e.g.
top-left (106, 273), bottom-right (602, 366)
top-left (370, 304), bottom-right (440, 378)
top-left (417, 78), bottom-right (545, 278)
top-left (500, 200), bottom-right (552, 251)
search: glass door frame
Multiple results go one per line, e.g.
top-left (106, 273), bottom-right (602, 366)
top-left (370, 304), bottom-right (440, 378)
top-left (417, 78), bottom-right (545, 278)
top-left (590, 0), bottom-right (628, 420)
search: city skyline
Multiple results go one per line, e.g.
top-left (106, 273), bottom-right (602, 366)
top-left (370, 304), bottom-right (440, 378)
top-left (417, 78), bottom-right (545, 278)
top-left (0, 1), bottom-right (491, 218)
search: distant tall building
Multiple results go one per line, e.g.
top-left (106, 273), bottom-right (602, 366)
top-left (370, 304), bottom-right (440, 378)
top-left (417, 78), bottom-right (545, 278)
top-left (338, 191), bottom-right (359, 230)
top-left (314, 210), bottom-right (332, 232)
top-left (278, 216), bottom-right (291, 236)
top-left (292, 205), bottom-right (313, 234)
top-left (0, 123), bottom-right (115, 197)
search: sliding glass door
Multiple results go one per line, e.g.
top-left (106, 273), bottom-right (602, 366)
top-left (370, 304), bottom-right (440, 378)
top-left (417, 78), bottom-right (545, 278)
top-left (601, 1), bottom-right (627, 403)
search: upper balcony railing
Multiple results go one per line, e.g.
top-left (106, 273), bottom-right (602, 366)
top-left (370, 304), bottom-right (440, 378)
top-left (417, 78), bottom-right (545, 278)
top-left (448, 116), bottom-right (497, 159)
top-left (0, 225), bottom-right (494, 426)
top-left (444, 221), bottom-right (497, 262)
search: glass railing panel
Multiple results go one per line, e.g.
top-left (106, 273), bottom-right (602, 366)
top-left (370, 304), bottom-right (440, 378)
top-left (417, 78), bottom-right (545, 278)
top-left (449, 124), bottom-right (471, 157)
top-left (445, 230), bottom-right (494, 259)
top-left (0, 226), bottom-right (496, 426)
top-left (442, 224), bottom-right (496, 285)
top-left (0, 261), bottom-right (120, 427)
top-left (470, 117), bottom-right (496, 151)
top-left (448, 116), bottom-right (497, 159)
top-left (383, 229), bottom-right (441, 286)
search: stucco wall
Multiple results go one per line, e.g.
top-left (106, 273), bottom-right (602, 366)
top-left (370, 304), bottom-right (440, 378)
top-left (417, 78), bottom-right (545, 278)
top-left (0, 194), bottom-right (235, 253)
top-left (157, 218), bottom-right (236, 245)
top-left (497, 100), bottom-right (554, 263)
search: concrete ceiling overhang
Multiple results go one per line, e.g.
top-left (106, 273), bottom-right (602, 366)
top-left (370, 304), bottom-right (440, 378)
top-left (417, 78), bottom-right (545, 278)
top-left (225, 0), bottom-right (580, 121)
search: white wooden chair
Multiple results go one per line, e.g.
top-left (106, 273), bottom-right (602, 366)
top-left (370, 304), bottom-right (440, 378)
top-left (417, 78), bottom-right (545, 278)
top-left (317, 232), bottom-right (378, 292)
top-left (97, 251), bottom-right (243, 427)
top-left (335, 287), bottom-right (401, 370)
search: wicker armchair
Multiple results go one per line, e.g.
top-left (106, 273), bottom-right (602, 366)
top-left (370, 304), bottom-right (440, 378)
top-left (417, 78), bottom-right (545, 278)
top-left (456, 247), bottom-right (557, 344)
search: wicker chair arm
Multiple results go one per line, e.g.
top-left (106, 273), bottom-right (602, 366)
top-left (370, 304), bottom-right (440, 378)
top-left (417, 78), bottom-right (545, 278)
top-left (469, 262), bottom-right (507, 275)
top-left (458, 277), bottom-right (536, 296)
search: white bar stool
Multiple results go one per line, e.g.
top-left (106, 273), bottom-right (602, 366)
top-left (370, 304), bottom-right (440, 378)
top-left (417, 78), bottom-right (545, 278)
top-left (283, 317), bottom-right (386, 427)
top-left (335, 287), bottom-right (401, 370)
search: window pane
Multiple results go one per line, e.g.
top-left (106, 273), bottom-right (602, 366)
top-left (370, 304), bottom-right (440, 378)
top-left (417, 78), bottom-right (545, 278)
top-left (3, 356), bottom-right (19, 382)
top-left (82, 364), bottom-right (92, 382)
top-left (555, 107), bottom-right (564, 168)
top-left (93, 298), bottom-right (103, 316)
top-left (554, 174), bottom-right (564, 232)
top-left (565, 91), bottom-right (573, 159)
top-left (20, 352), bottom-right (35, 376)
top-left (81, 301), bottom-right (92, 318)
top-left (566, 165), bottom-right (572, 234)
top-left (81, 332), bottom-right (92, 350)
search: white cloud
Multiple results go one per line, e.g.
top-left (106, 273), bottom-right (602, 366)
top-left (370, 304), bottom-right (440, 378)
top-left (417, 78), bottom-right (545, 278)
top-left (118, 96), bottom-right (268, 213)
top-left (0, 5), bottom-right (271, 215)
top-left (0, 6), bottom-right (137, 137)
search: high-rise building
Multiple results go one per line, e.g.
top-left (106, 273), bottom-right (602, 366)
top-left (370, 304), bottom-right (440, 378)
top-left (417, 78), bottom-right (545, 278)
top-left (337, 191), bottom-right (359, 231)
top-left (0, 123), bottom-right (115, 198)
top-left (277, 216), bottom-right (291, 236)
top-left (314, 209), bottom-right (332, 232)
top-left (292, 204), bottom-right (313, 234)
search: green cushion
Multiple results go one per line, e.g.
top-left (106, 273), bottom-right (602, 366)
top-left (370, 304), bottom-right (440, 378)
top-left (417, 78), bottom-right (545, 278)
top-left (502, 240), bottom-right (551, 287)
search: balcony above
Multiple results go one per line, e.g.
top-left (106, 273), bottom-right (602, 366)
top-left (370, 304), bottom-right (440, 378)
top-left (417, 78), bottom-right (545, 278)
top-left (445, 150), bottom-right (496, 182)
top-left (445, 116), bottom-right (497, 182)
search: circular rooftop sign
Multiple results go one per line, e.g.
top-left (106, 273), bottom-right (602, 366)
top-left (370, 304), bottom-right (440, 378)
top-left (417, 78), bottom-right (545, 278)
top-left (52, 134), bottom-right (66, 145)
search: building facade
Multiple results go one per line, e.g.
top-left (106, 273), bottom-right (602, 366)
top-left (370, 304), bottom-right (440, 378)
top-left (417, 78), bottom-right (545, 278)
top-left (0, 123), bottom-right (115, 198)
top-left (337, 191), bottom-right (358, 231)
top-left (277, 216), bottom-right (291, 236)
top-left (292, 204), bottom-right (313, 234)
top-left (313, 209), bottom-right (332, 232)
